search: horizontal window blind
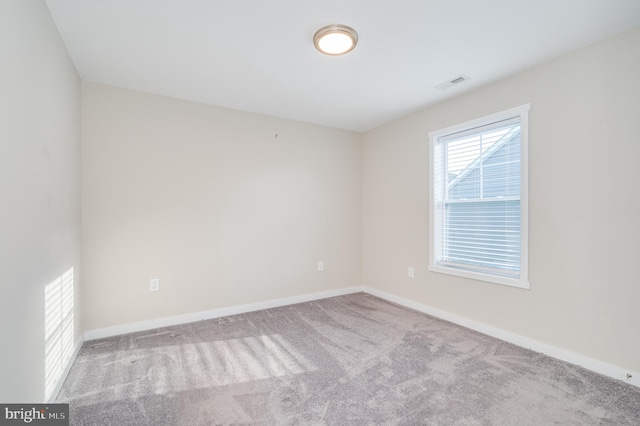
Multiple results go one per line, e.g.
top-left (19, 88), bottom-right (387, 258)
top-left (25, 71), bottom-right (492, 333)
top-left (435, 117), bottom-right (522, 277)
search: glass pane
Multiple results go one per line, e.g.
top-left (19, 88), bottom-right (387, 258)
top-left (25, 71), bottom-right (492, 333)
top-left (444, 200), bottom-right (520, 272)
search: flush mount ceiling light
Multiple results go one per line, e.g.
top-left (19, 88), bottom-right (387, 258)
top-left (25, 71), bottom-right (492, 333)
top-left (313, 24), bottom-right (358, 56)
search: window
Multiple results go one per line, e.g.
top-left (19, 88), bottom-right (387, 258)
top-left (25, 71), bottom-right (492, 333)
top-left (429, 105), bottom-right (529, 289)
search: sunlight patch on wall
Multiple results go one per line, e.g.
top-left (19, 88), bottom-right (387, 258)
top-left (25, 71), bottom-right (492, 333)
top-left (44, 268), bottom-right (74, 400)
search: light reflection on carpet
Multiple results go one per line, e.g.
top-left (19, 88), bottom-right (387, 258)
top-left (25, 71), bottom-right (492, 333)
top-left (73, 334), bottom-right (315, 405)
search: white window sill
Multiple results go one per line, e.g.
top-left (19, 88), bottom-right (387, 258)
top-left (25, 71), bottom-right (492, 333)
top-left (428, 265), bottom-right (530, 290)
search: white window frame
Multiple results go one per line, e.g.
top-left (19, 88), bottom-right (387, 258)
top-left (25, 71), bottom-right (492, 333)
top-left (428, 104), bottom-right (530, 289)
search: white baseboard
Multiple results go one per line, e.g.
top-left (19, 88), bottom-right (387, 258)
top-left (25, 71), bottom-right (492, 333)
top-left (362, 286), bottom-right (639, 389)
top-left (84, 286), bottom-right (364, 341)
top-left (47, 336), bottom-right (84, 403)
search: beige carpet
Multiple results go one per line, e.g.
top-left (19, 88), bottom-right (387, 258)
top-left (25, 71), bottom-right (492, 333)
top-left (57, 293), bottom-right (640, 425)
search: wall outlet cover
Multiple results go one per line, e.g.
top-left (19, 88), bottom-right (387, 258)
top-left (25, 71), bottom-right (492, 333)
top-left (150, 278), bottom-right (160, 292)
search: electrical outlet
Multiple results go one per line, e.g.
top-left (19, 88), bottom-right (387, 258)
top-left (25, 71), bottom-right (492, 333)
top-left (408, 267), bottom-right (415, 278)
top-left (318, 261), bottom-right (324, 272)
top-left (150, 278), bottom-right (160, 292)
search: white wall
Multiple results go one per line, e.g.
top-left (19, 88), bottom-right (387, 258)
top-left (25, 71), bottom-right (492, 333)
top-left (0, 1), bottom-right (81, 402)
top-left (81, 83), bottom-right (362, 331)
top-left (362, 28), bottom-right (640, 373)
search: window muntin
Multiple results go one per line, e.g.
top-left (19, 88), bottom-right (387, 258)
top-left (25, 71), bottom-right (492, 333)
top-left (429, 105), bottom-right (529, 289)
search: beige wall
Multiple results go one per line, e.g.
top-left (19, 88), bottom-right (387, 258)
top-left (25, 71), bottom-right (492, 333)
top-left (362, 28), bottom-right (640, 372)
top-left (81, 83), bottom-right (362, 331)
top-left (0, 1), bottom-right (82, 401)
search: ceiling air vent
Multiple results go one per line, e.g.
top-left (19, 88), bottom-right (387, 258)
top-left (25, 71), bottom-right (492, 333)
top-left (435, 74), bottom-right (470, 91)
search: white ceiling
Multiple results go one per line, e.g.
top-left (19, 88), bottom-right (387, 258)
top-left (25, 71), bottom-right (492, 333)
top-left (45, 0), bottom-right (640, 132)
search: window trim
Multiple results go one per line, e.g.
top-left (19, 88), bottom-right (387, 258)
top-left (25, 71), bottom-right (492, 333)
top-left (428, 104), bottom-right (530, 289)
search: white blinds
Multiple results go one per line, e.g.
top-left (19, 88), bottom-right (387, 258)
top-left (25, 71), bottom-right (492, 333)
top-left (434, 117), bottom-right (521, 277)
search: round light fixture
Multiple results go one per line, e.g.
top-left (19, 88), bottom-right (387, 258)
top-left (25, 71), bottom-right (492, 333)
top-left (313, 24), bottom-right (358, 56)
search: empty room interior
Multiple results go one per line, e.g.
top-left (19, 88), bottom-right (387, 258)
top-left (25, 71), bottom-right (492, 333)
top-left (2, 0), bottom-right (640, 424)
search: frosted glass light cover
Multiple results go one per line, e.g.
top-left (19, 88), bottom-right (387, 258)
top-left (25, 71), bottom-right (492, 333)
top-left (318, 33), bottom-right (353, 54)
top-left (313, 25), bottom-right (358, 55)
